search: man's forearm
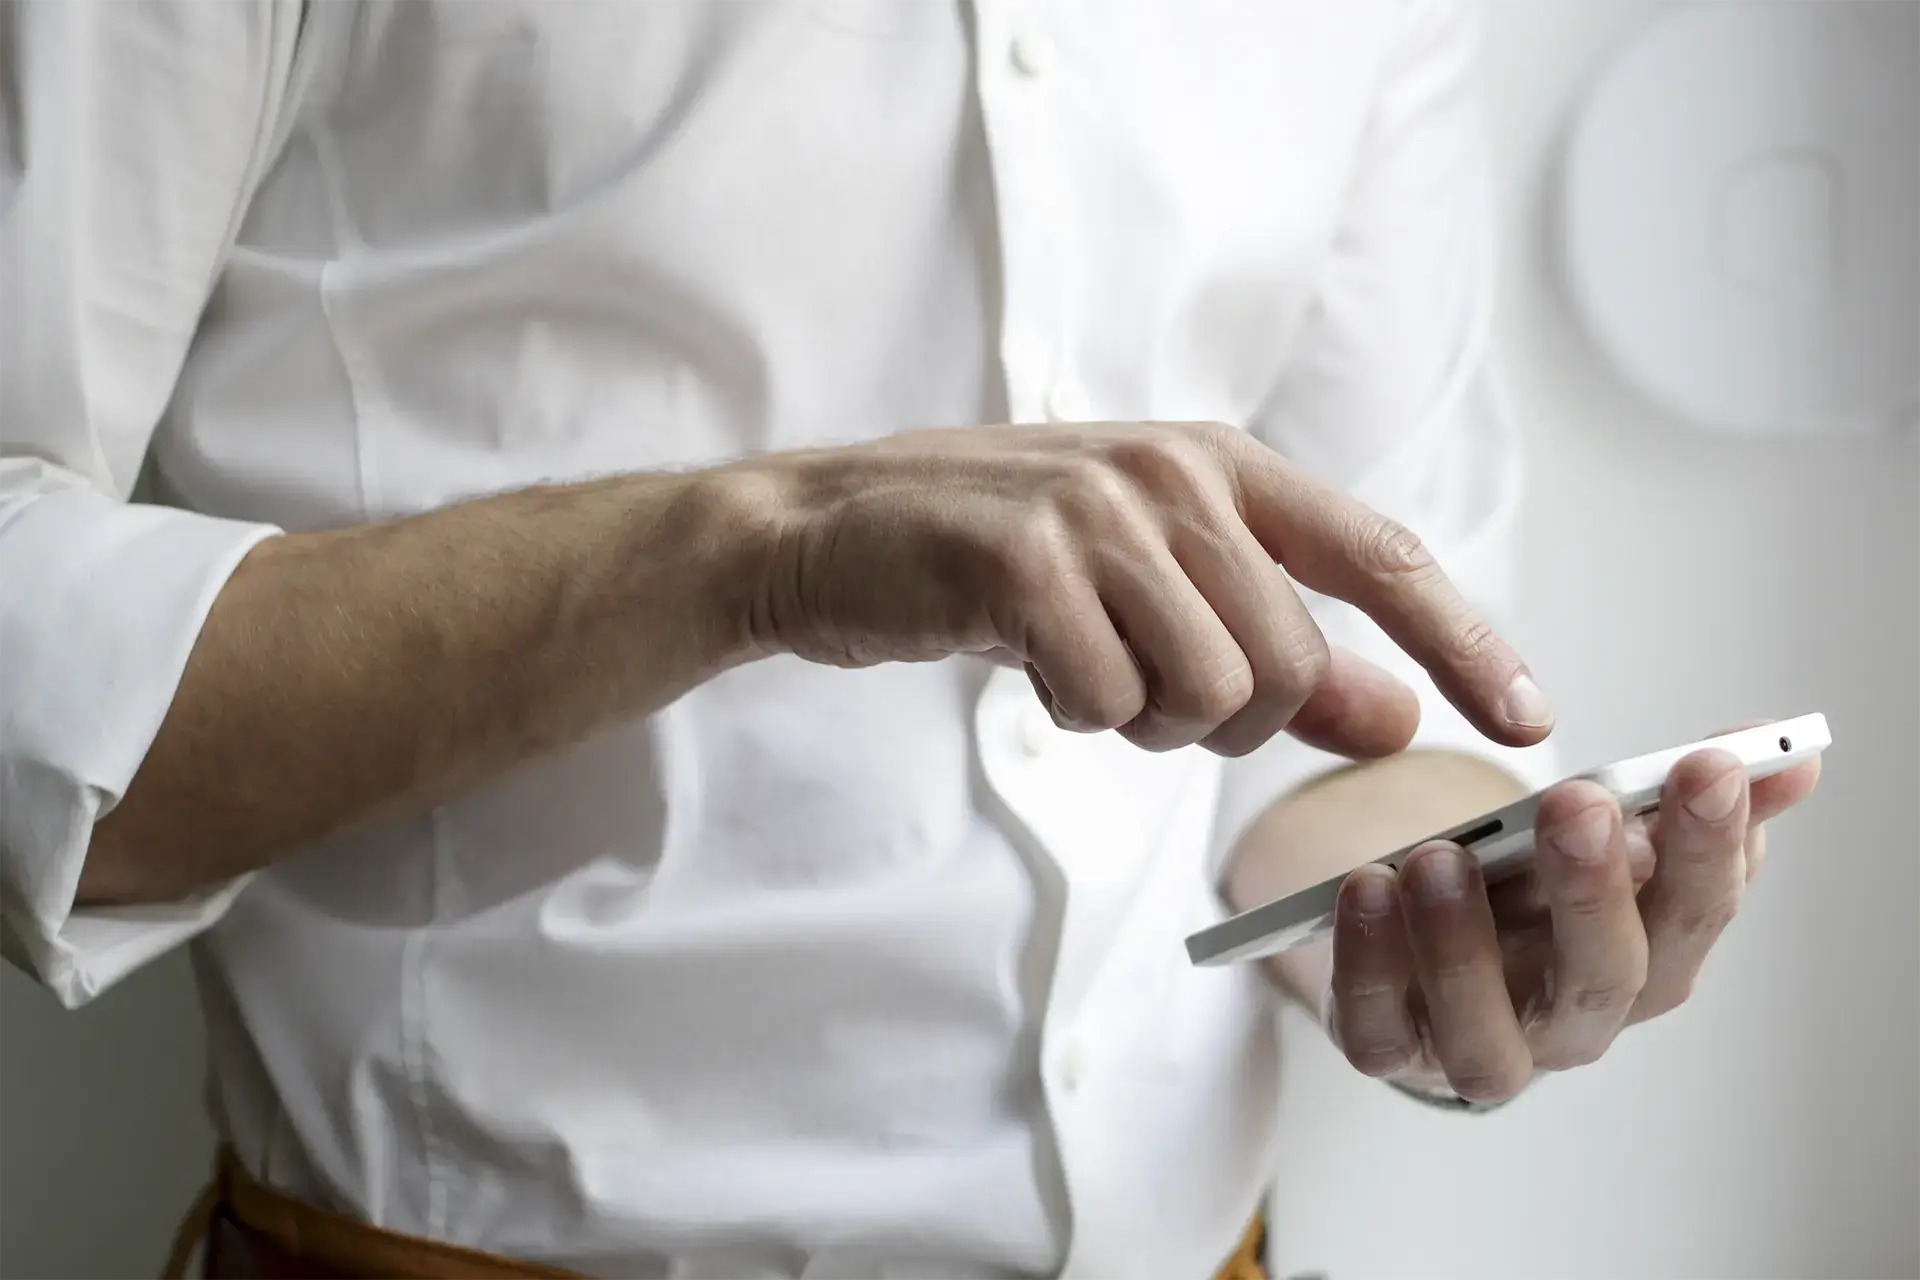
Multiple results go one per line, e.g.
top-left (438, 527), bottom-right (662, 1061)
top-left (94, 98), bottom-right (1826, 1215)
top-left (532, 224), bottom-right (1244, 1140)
top-left (1226, 749), bottom-right (1530, 1008)
top-left (81, 469), bottom-right (775, 906)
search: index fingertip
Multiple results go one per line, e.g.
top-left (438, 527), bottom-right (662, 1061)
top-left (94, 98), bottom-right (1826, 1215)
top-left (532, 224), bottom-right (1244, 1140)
top-left (1500, 672), bottom-right (1556, 741)
top-left (1449, 670), bottom-right (1554, 749)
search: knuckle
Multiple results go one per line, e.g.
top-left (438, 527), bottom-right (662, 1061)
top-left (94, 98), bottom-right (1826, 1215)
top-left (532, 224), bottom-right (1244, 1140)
top-left (1011, 503), bottom-right (1073, 556)
top-left (1174, 419), bottom-right (1240, 455)
top-left (1426, 959), bottom-right (1479, 991)
top-left (1331, 990), bottom-right (1419, 1078)
top-left (1192, 657), bottom-right (1256, 723)
top-left (1339, 976), bottom-right (1404, 1003)
top-left (1557, 887), bottom-right (1617, 927)
top-left (1354, 516), bottom-right (1436, 581)
top-left (999, 512), bottom-right (1076, 594)
top-left (1108, 433), bottom-right (1215, 499)
top-left (1674, 893), bottom-right (1742, 940)
top-left (1565, 979), bottom-right (1637, 1019)
top-left (1455, 616), bottom-right (1503, 663)
top-left (1054, 457), bottom-right (1137, 523)
top-left (1671, 838), bottom-right (1737, 875)
top-left (1276, 623), bottom-right (1333, 691)
top-left (1231, 627), bottom-right (1329, 737)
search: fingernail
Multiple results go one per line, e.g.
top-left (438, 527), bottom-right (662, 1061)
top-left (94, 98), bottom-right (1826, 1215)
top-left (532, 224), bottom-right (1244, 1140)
top-left (1410, 844), bottom-right (1466, 901)
top-left (1347, 868), bottom-right (1395, 918)
top-left (1550, 804), bottom-right (1614, 863)
top-left (1685, 769), bottom-right (1743, 823)
top-left (1503, 672), bottom-right (1554, 729)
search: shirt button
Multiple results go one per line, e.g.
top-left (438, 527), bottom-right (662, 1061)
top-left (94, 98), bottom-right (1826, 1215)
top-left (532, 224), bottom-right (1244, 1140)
top-left (1018, 705), bottom-right (1054, 758)
top-left (1044, 382), bottom-right (1091, 422)
top-left (1010, 31), bottom-right (1056, 79)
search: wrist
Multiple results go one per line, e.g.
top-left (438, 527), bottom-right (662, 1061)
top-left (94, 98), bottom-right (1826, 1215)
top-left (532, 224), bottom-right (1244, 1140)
top-left (531, 466), bottom-right (786, 691)
top-left (664, 462), bottom-right (798, 668)
top-left (703, 449), bottom-right (870, 666)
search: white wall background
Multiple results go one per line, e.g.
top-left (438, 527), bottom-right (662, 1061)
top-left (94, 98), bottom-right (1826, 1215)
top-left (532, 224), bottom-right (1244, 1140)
top-left (2, 3), bottom-right (1915, 1278)
top-left (1267, 3), bottom-right (1920, 1278)
top-left (1, 961), bottom-right (212, 1278)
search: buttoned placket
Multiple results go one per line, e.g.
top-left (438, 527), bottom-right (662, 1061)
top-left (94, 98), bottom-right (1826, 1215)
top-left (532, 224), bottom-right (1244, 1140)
top-left (970, 6), bottom-right (1156, 1273)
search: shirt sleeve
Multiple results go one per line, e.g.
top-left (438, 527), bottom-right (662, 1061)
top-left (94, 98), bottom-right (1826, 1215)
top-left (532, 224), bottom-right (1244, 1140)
top-left (0, 2), bottom-right (303, 1008)
top-left (1213, 0), bottom-right (1557, 865)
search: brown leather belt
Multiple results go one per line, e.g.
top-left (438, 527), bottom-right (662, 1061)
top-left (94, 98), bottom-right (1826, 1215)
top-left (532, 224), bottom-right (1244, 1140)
top-left (166, 1145), bottom-right (1268, 1280)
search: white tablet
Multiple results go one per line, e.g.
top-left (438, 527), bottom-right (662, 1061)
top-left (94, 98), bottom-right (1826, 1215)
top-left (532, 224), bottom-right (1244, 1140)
top-left (1185, 713), bottom-right (1831, 967)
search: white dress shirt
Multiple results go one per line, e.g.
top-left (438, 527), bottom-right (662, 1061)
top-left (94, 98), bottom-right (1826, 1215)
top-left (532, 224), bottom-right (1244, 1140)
top-left (0, 2), bottom-right (1549, 1276)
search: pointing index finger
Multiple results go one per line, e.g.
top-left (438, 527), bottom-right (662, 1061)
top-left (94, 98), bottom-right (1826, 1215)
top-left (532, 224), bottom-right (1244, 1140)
top-left (1224, 435), bottom-right (1553, 747)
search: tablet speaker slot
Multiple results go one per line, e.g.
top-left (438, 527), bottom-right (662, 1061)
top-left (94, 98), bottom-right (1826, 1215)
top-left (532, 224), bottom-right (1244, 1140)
top-left (1454, 818), bottom-right (1504, 847)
